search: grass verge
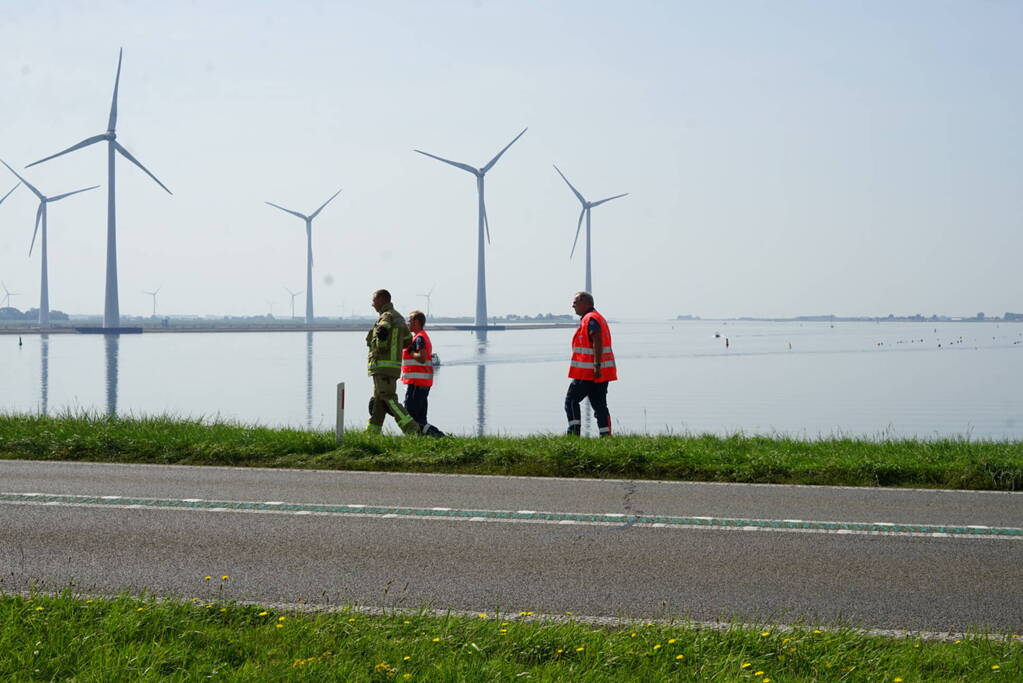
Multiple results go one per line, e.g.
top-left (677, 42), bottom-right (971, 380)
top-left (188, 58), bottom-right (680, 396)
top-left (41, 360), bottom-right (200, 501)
top-left (1, 413), bottom-right (1021, 490)
top-left (1, 593), bottom-right (1019, 681)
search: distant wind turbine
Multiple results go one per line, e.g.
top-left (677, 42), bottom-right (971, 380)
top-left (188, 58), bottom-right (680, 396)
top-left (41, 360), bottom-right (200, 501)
top-left (284, 287), bottom-right (303, 320)
top-left (27, 47), bottom-right (172, 330)
top-left (415, 128), bottom-right (527, 339)
top-left (1, 281), bottom-right (19, 309)
top-left (1, 159), bottom-right (99, 327)
top-left (553, 165), bottom-right (627, 295)
top-left (418, 283), bottom-right (436, 320)
top-left (265, 188), bottom-right (342, 325)
top-left (143, 286), bottom-right (161, 317)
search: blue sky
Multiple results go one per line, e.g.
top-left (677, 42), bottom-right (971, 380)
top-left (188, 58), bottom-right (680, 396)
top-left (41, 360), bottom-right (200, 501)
top-left (1, 1), bottom-right (1020, 318)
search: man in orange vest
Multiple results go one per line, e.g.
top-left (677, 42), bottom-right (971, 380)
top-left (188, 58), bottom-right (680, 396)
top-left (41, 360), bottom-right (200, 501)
top-left (402, 309), bottom-right (445, 437)
top-left (566, 291), bottom-right (617, 436)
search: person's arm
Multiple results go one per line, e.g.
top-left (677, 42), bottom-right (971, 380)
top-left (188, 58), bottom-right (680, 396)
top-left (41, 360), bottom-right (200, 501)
top-left (410, 335), bottom-right (429, 362)
top-left (589, 323), bottom-right (603, 380)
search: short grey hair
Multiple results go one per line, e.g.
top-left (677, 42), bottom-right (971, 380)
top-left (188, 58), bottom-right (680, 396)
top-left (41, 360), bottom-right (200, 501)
top-left (575, 291), bottom-right (594, 307)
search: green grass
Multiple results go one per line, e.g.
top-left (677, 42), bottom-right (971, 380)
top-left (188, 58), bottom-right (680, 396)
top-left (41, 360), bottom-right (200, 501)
top-left (1, 593), bottom-right (1019, 682)
top-left (1, 413), bottom-right (1021, 491)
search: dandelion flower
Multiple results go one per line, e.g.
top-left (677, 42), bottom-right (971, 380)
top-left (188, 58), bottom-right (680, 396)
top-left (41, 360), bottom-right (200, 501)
top-left (653, 644), bottom-right (661, 650)
top-left (519, 611), bottom-right (534, 616)
top-left (894, 678), bottom-right (904, 682)
top-left (136, 607), bottom-right (145, 612)
top-left (85, 600), bottom-right (93, 604)
top-left (403, 620), bottom-right (411, 624)
top-left (992, 665), bottom-right (1001, 670)
top-left (219, 608), bottom-right (227, 612)
top-left (204, 576), bottom-right (211, 581)
top-left (258, 611), bottom-right (268, 616)
top-left (668, 638), bottom-right (677, 644)
top-left (576, 647), bottom-right (585, 652)
top-left (499, 629), bottom-right (508, 634)
top-left (403, 656), bottom-right (411, 661)
top-left (675, 654), bottom-right (684, 660)
top-left (275, 623), bottom-right (284, 629)
top-left (35, 606), bottom-right (44, 611)
top-left (348, 617), bottom-right (356, 623)
top-left (760, 631), bottom-right (770, 637)
top-left (556, 649), bottom-right (564, 654)
top-left (812, 629), bottom-right (822, 634)
top-left (432, 637), bottom-right (441, 643)
top-left (741, 663), bottom-right (751, 669)
top-left (630, 632), bottom-right (637, 638)
top-left (755, 671), bottom-right (764, 676)
top-left (478, 613), bottom-right (488, 619)
top-left (763, 679), bottom-right (771, 683)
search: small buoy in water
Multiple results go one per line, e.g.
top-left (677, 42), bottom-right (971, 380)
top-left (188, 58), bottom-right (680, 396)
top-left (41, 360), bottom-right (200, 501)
top-left (725, 338), bottom-right (730, 348)
top-left (18, 336), bottom-right (23, 347)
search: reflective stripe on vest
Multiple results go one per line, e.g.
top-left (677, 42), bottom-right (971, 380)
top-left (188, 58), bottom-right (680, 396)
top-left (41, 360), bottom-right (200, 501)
top-left (568, 310), bottom-right (617, 382)
top-left (402, 330), bottom-right (434, 386)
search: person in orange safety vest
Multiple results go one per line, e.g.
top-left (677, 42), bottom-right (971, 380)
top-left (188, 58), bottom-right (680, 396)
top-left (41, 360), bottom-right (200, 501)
top-left (402, 310), bottom-right (445, 437)
top-left (566, 291), bottom-right (617, 436)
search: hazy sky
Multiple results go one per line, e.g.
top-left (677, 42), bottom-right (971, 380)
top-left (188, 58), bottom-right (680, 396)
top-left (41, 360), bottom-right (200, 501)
top-left (1, 1), bottom-right (1020, 320)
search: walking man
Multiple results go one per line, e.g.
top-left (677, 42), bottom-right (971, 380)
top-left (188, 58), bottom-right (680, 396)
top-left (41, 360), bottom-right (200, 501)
top-left (366, 289), bottom-right (420, 435)
top-left (402, 310), bottom-right (445, 437)
top-left (566, 291), bottom-right (617, 436)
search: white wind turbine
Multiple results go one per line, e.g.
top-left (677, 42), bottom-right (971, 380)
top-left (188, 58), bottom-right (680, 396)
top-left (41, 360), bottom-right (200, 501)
top-left (142, 286), bottom-right (161, 317)
top-left (418, 283), bottom-right (436, 320)
top-left (1, 159), bottom-right (99, 327)
top-left (265, 188), bottom-right (342, 325)
top-left (415, 128), bottom-right (527, 339)
top-left (27, 48), bottom-right (172, 329)
top-left (553, 165), bottom-right (628, 294)
top-left (284, 287), bottom-right (303, 320)
top-left (1, 281), bottom-right (19, 309)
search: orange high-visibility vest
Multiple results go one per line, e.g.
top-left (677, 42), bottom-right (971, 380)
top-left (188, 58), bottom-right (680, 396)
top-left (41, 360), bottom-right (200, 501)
top-left (401, 330), bottom-right (434, 386)
top-left (568, 310), bottom-right (617, 382)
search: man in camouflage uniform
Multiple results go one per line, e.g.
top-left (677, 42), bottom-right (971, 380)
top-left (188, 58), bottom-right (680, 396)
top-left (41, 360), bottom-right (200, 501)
top-left (366, 289), bottom-right (421, 435)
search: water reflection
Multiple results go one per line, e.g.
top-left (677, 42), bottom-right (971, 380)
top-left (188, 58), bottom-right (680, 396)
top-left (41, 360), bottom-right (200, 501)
top-left (305, 331), bottom-right (313, 429)
top-left (475, 340), bottom-right (487, 436)
top-left (104, 334), bottom-right (119, 417)
top-left (39, 334), bottom-right (49, 416)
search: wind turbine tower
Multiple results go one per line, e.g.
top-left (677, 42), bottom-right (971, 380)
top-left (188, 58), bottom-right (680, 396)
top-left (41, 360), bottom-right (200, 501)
top-left (143, 287), bottom-right (161, 317)
top-left (1, 159), bottom-right (98, 327)
top-left (284, 287), bottom-right (303, 320)
top-left (415, 128), bottom-right (527, 339)
top-left (27, 48), bottom-right (172, 329)
top-left (418, 283), bottom-right (436, 320)
top-left (265, 188), bottom-right (342, 325)
top-left (553, 165), bottom-right (628, 294)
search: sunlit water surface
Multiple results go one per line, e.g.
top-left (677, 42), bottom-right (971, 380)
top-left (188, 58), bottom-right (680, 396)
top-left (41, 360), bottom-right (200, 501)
top-left (2, 321), bottom-right (1021, 439)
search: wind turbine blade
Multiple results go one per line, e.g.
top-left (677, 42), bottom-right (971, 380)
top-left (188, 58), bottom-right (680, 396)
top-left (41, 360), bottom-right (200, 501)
top-left (0, 158), bottom-right (43, 200)
top-left (0, 183), bottom-right (19, 205)
top-left (590, 192), bottom-right (629, 208)
top-left (481, 191), bottom-right (491, 245)
top-left (108, 48), bottom-right (123, 132)
top-left (553, 164), bottom-right (586, 206)
top-left (309, 188), bottom-right (342, 219)
top-left (48, 185), bottom-right (100, 202)
top-left (26, 134), bottom-right (108, 168)
top-left (115, 142), bottom-right (172, 194)
top-left (265, 202), bottom-right (307, 220)
top-left (481, 127), bottom-right (527, 173)
top-left (29, 204), bottom-right (44, 257)
top-left (570, 207), bottom-right (585, 259)
top-left (428, 283), bottom-right (436, 296)
top-left (414, 150), bottom-right (478, 175)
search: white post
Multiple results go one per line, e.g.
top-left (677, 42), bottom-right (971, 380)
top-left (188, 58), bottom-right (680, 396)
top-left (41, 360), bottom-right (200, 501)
top-left (335, 382), bottom-right (345, 441)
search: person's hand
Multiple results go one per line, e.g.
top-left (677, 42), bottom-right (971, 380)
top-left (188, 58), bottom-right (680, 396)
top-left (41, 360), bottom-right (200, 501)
top-left (593, 364), bottom-right (602, 380)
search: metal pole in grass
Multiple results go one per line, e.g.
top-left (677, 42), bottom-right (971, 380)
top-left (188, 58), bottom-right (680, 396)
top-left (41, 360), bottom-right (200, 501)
top-left (335, 382), bottom-right (345, 441)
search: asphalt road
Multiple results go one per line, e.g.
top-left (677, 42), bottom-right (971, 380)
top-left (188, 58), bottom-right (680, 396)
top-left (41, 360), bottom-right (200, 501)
top-left (1, 459), bottom-right (1021, 633)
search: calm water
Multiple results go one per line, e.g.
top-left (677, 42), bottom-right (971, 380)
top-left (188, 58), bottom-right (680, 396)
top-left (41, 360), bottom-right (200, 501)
top-left (1, 321), bottom-right (1021, 439)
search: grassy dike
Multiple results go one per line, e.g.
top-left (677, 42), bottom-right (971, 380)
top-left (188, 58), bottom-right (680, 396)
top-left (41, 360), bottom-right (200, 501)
top-left (1, 593), bottom-right (1019, 682)
top-left (1, 414), bottom-right (1021, 490)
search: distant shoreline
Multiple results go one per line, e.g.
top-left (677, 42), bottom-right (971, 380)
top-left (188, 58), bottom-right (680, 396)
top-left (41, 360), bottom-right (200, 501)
top-left (0, 322), bottom-right (576, 336)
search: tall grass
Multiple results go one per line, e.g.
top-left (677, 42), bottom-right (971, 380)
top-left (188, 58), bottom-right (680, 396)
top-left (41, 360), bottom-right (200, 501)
top-left (1, 593), bottom-right (1019, 681)
top-left (1, 413), bottom-right (1021, 490)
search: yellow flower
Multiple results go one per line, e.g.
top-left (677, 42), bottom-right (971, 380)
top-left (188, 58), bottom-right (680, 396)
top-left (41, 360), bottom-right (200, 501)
top-left (741, 663), bottom-right (751, 669)
top-left (278, 616), bottom-right (286, 622)
top-left (675, 654), bottom-right (684, 660)
top-left (432, 637), bottom-right (441, 642)
top-left (348, 617), bottom-right (356, 623)
top-left (204, 576), bottom-right (211, 581)
top-left (782, 637), bottom-right (792, 644)
top-left (668, 638), bottom-right (677, 644)
top-left (556, 649), bottom-right (564, 654)
top-left (519, 611), bottom-right (534, 616)
top-left (576, 647), bottom-right (585, 652)
top-left (478, 613), bottom-right (488, 619)
top-left (374, 661), bottom-right (391, 672)
top-left (653, 644), bottom-right (661, 650)
top-left (954, 640), bottom-right (962, 644)
top-left (755, 672), bottom-right (764, 676)
top-left (221, 575), bottom-right (229, 580)
top-left (275, 623), bottom-right (283, 629)
top-left (34, 606), bottom-right (44, 611)
top-left (630, 632), bottom-right (637, 638)
top-left (760, 631), bottom-right (770, 637)
top-left (258, 611), bottom-right (268, 616)
top-left (763, 679), bottom-right (771, 683)
top-left (403, 656), bottom-right (411, 661)
top-left (136, 607), bottom-right (145, 612)
top-left (403, 620), bottom-right (411, 624)
top-left (812, 629), bottom-right (822, 634)
top-left (894, 678), bottom-right (904, 682)
top-left (499, 629), bottom-right (508, 634)
top-left (219, 608), bottom-right (227, 612)
top-left (992, 665), bottom-right (1001, 670)
top-left (85, 600), bottom-right (93, 604)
